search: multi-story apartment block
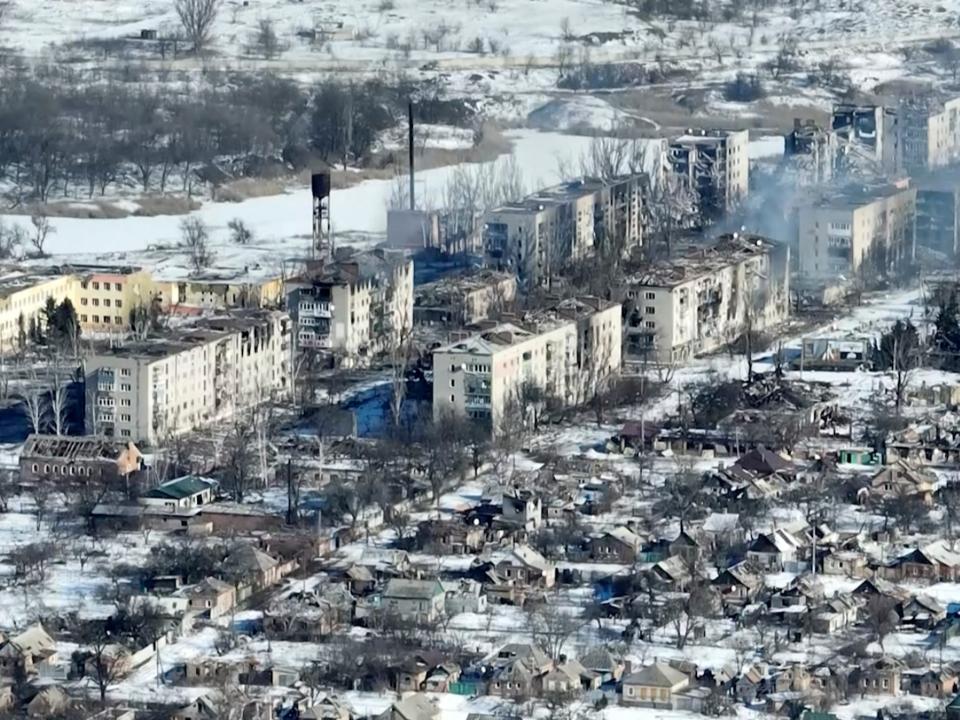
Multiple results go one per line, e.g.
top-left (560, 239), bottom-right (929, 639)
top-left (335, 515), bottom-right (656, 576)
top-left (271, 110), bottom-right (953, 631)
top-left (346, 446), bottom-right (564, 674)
top-left (785, 119), bottom-right (836, 186)
top-left (899, 95), bottom-right (960, 173)
top-left (0, 270), bottom-right (75, 352)
top-left (154, 272), bottom-right (286, 312)
top-left (432, 297), bottom-right (622, 431)
top-left (916, 170), bottom-right (960, 258)
top-left (797, 181), bottom-right (916, 283)
top-left (84, 310), bottom-right (290, 445)
top-left (668, 129), bottom-right (749, 221)
top-left (484, 175), bottom-right (643, 287)
top-left (414, 270), bottom-right (517, 326)
top-left (623, 234), bottom-right (790, 364)
top-left (832, 104), bottom-right (900, 176)
top-left (69, 265), bottom-right (155, 334)
top-left (288, 249), bottom-right (413, 362)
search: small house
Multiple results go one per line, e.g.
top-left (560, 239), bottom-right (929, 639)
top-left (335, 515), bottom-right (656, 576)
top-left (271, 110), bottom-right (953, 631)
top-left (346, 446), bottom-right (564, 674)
top-left (622, 662), bottom-right (691, 708)
top-left (381, 579), bottom-right (446, 623)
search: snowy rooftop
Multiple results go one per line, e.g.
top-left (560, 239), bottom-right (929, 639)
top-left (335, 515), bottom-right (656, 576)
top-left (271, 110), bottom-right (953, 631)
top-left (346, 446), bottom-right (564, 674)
top-left (629, 233), bottom-right (782, 288)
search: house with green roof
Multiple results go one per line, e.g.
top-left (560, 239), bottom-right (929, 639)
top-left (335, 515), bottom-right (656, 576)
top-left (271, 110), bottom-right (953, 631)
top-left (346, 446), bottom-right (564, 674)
top-left (139, 476), bottom-right (216, 512)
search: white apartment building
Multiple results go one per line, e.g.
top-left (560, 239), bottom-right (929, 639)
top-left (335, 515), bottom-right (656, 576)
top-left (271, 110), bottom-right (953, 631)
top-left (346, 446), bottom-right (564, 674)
top-left (900, 96), bottom-right (960, 172)
top-left (85, 310), bottom-right (291, 446)
top-left (0, 270), bottom-right (75, 352)
top-left (433, 297), bottom-right (622, 431)
top-left (797, 181), bottom-right (916, 283)
top-left (668, 129), bottom-right (749, 220)
top-left (290, 249), bottom-right (414, 362)
top-left (484, 175), bottom-right (644, 287)
top-left (624, 234), bottom-right (790, 364)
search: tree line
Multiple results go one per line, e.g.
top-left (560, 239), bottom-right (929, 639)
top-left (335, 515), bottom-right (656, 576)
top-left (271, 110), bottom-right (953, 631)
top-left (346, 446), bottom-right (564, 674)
top-left (0, 69), bottom-right (475, 203)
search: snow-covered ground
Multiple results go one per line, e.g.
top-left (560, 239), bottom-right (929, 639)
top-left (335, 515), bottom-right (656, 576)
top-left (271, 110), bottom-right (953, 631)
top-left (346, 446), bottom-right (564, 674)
top-left (0, 129), bottom-right (598, 265)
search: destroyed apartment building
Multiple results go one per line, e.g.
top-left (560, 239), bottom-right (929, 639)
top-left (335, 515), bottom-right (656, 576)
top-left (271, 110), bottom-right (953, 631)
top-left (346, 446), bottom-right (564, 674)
top-left (386, 207), bottom-right (483, 255)
top-left (886, 412), bottom-right (960, 466)
top-left (288, 247), bottom-right (414, 362)
top-left (610, 373), bottom-right (843, 458)
top-left (84, 309), bottom-right (291, 446)
top-left (622, 233), bottom-right (789, 364)
top-left (484, 174), bottom-right (644, 287)
top-left (784, 119), bottom-right (836, 186)
top-left (831, 103), bottom-right (900, 176)
top-left (432, 296), bottom-right (622, 430)
top-left (414, 270), bottom-right (517, 327)
top-left (668, 128), bottom-right (749, 221)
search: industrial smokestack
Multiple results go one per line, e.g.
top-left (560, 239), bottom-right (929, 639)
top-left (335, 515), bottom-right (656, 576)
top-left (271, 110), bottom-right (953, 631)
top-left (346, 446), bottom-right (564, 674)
top-left (408, 101), bottom-right (415, 211)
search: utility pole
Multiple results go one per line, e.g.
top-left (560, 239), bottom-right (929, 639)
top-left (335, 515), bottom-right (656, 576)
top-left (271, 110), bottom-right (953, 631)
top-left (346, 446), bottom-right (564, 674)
top-left (408, 101), bottom-right (415, 211)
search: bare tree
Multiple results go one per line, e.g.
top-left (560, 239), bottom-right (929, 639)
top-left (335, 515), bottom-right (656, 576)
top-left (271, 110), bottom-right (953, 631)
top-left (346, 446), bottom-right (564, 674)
top-left (222, 414), bottom-right (256, 501)
top-left (29, 213), bottom-right (54, 256)
top-left (49, 362), bottom-right (71, 437)
top-left (660, 582), bottom-right (714, 649)
top-left (78, 619), bottom-right (127, 706)
top-left (227, 218), bottom-right (253, 244)
top-left (180, 216), bottom-right (214, 274)
top-left (250, 18), bottom-right (286, 59)
top-left (526, 597), bottom-right (584, 660)
top-left (865, 595), bottom-right (899, 652)
top-left (20, 367), bottom-right (48, 435)
top-left (175, 0), bottom-right (221, 55)
top-left (645, 169), bottom-right (699, 260)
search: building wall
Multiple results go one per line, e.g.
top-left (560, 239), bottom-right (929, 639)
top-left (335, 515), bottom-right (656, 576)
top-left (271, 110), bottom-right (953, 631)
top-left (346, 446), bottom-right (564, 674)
top-left (433, 306), bottom-right (622, 431)
top-left (485, 176), bottom-right (645, 287)
top-left (917, 187), bottom-right (960, 256)
top-left (86, 313), bottom-right (290, 445)
top-left (798, 188), bottom-right (916, 282)
top-left (635, 244), bottom-right (789, 363)
top-left (295, 259), bottom-right (413, 362)
top-left (74, 269), bottom-right (155, 334)
top-left (725, 130), bottom-right (750, 207)
top-left (0, 274), bottom-right (75, 352)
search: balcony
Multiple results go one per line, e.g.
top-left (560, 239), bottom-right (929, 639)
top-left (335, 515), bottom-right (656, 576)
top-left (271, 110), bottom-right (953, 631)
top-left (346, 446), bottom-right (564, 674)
top-left (300, 302), bottom-right (334, 318)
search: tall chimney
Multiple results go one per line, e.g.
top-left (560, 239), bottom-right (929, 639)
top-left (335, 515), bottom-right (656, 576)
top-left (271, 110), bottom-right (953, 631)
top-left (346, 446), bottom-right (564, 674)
top-left (408, 101), bottom-right (415, 211)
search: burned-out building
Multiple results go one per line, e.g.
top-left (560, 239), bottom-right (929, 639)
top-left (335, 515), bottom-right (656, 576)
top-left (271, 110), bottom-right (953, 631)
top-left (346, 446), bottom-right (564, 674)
top-left (784, 119), bottom-right (835, 186)
top-left (622, 233), bottom-right (789, 363)
top-left (668, 129), bottom-right (749, 221)
top-left (288, 248), bottom-right (414, 363)
top-left (433, 296), bottom-right (622, 430)
top-left (484, 175), bottom-right (644, 287)
top-left (19, 434), bottom-right (145, 486)
top-left (831, 104), bottom-right (900, 176)
top-left (413, 270), bottom-right (516, 327)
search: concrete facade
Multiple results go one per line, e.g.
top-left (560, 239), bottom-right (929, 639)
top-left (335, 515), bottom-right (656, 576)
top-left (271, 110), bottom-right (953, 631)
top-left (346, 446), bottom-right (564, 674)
top-left (433, 297), bottom-right (622, 431)
top-left (668, 129), bottom-right (749, 220)
top-left (290, 249), bottom-right (414, 362)
top-left (623, 234), bottom-right (790, 364)
top-left (84, 310), bottom-right (291, 445)
top-left (484, 175), bottom-right (643, 287)
top-left (797, 181), bottom-right (917, 283)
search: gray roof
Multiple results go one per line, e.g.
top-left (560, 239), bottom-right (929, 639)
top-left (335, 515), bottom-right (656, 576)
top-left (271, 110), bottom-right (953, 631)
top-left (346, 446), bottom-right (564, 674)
top-left (624, 662), bottom-right (689, 688)
top-left (383, 579), bottom-right (444, 601)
